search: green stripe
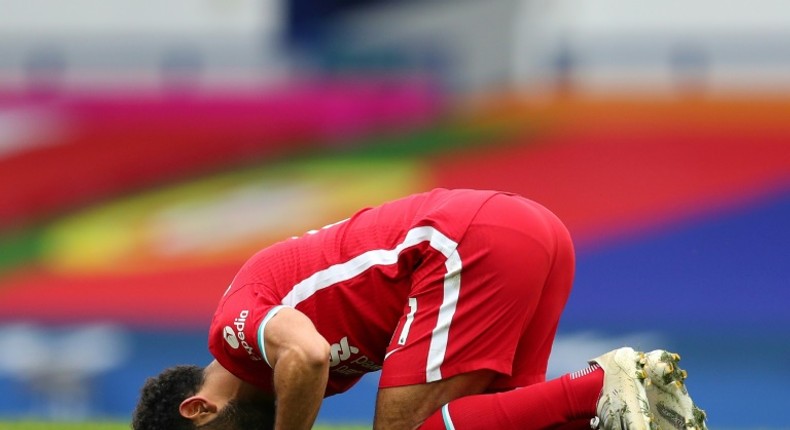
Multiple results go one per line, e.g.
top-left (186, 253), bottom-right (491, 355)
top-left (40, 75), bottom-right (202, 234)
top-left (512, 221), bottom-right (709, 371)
top-left (0, 228), bottom-right (45, 275)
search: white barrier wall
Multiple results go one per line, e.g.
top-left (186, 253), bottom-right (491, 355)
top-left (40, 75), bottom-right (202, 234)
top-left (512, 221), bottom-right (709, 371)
top-left (511, 0), bottom-right (790, 94)
top-left (0, 0), bottom-right (279, 34)
top-left (333, 0), bottom-right (790, 94)
top-left (1, 0), bottom-right (789, 93)
top-left (0, 0), bottom-right (287, 88)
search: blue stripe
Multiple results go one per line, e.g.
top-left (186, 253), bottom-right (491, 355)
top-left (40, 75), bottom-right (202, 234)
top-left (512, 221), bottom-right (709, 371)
top-left (441, 404), bottom-right (455, 430)
top-left (257, 305), bottom-right (287, 367)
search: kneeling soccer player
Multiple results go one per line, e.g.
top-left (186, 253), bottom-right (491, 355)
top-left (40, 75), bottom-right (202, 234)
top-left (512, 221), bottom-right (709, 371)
top-left (133, 188), bottom-right (707, 430)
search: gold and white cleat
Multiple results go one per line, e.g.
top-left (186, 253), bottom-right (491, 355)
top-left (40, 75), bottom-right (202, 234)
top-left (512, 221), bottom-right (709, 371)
top-left (643, 350), bottom-right (708, 430)
top-left (589, 347), bottom-right (656, 430)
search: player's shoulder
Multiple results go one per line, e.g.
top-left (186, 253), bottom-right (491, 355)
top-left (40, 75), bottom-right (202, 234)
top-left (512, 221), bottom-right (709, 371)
top-left (209, 283), bottom-right (276, 366)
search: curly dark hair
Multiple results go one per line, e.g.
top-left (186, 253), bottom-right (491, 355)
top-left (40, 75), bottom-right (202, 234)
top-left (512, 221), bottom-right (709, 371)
top-left (132, 365), bottom-right (204, 430)
top-left (132, 365), bottom-right (275, 430)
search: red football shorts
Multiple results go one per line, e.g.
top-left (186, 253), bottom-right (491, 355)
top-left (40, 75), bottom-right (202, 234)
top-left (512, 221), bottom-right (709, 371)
top-left (379, 193), bottom-right (575, 391)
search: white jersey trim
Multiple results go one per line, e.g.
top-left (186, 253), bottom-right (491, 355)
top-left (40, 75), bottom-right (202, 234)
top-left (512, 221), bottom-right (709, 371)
top-left (426, 247), bottom-right (462, 382)
top-left (398, 297), bottom-right (418, 346)
top-left (279, 225), bottom-right (461, 382)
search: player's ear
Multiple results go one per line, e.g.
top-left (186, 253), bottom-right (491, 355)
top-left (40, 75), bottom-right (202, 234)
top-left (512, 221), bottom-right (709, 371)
top-left (179, 395), bottom-right (218, 420)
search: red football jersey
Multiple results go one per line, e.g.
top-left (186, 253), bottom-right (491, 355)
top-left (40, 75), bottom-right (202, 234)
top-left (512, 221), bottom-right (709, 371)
top-left (208, 188), bottom-right (501, 396)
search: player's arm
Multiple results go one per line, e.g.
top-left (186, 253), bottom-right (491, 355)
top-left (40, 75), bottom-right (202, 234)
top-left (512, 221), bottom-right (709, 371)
top-left (262, 307), bottom-right (330, 430)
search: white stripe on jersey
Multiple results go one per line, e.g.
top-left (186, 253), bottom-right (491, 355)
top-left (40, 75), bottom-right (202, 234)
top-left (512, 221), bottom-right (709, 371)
top-left (398, 297), bottom-right (418, 346)
top-left (427, 247), bottom-right (461, 382)
top-left (280, 225), bottom-right (461, 382)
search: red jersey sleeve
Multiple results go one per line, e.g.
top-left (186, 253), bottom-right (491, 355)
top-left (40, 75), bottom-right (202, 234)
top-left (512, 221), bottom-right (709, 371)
top-left (207, 284), bottom-right (277, 392)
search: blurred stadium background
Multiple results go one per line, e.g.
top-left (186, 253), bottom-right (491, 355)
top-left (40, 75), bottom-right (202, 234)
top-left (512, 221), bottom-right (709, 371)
top-left (1, 0), bottom-right (789, 428)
